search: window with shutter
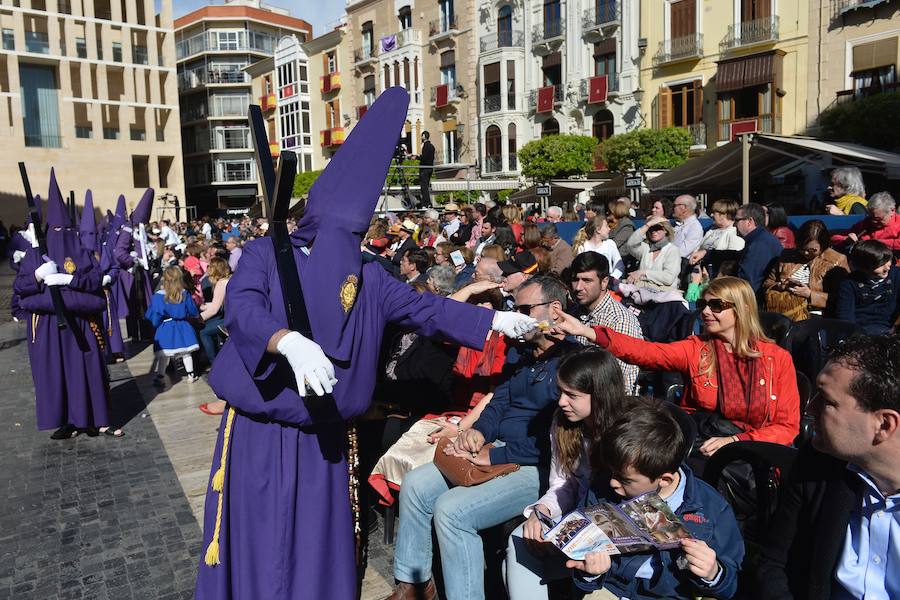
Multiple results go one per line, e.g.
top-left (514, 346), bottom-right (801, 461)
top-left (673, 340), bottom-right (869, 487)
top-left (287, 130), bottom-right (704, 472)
top-left (658, 86), bottom-right (672, 128)
top-left (742, 0), bottom-right (770, 22)
top-left (670, 0), bottom-right (696, 39)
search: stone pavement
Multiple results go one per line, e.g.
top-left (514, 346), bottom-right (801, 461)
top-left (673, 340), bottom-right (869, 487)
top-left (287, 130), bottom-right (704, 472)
top-left (0, 273), bottom-right (396, 599)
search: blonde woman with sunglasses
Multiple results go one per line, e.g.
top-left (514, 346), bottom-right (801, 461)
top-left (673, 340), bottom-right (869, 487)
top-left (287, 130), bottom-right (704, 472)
top-left (551, 276), bottom-right (800, 456)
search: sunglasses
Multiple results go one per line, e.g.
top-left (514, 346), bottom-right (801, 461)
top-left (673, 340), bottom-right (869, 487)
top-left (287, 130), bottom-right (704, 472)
top-left (512, 301), bottom-right (552, 315)
top-left (696, 298), bottom-right (735, 313)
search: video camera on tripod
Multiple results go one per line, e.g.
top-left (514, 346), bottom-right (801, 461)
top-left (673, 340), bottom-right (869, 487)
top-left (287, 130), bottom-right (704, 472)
top-left (391, 137), bottom-right (418, 210)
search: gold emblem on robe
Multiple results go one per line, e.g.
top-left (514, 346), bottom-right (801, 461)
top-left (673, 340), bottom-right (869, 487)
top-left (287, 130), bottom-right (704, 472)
top-left (340, 274), bottom-right (358, 313)
top-left (63, 257), bottom-right (76, 274)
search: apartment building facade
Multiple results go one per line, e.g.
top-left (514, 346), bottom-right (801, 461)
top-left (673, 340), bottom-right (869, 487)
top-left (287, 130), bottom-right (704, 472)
top-left (345, 0), bottom-right (478, 166)
top-left (807, 0), bottom-right (899, 128)
top-left (0, 0), bottom-right (184, 224)
top-left (175, 0), bottom-right (311, 215)
top-left (640, 0), bottom-right (808, 149)
top-left (303, 23), bottom-right (354, 171)
top-left (476, 0), bottom-right (643, 178)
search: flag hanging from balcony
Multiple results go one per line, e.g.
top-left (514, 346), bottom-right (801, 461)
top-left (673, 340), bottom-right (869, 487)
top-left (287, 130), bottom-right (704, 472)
top-left (321, 75), bottom-right (332, 93)
top-left (537, 85), bottom-right (555, 113)
top-left (435, 84), bottom-right (449, 108)
top-left (357, 105), bottom-right (368, 119)
top-left (381, 35), bottom-right (397, 53)
top-left (729, 118), bottom-right (757, 141)
top-left (588, 75), bottom-right (608, 104)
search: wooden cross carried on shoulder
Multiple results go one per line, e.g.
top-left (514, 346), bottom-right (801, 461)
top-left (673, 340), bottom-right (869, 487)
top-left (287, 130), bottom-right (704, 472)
top-left (248, 105), bottom-right (313, 338)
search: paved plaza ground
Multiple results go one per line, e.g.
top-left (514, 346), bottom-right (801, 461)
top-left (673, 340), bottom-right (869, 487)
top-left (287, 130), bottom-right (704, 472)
top-left (0, 266), bottom-right (395, 599)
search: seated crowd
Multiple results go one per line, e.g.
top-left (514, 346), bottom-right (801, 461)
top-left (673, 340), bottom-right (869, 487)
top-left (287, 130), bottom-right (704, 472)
top-left (352, 173), bottom-right (898, 600)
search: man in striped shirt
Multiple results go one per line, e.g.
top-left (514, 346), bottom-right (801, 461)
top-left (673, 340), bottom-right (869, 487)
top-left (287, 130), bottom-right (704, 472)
top-left (567, 251), bottom-right (643, 394)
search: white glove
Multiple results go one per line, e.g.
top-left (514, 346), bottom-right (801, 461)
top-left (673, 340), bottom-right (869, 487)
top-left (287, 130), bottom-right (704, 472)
top-left (22, 224), bottom-right (38, 248)
top-left (102, 274), bottom-right (112, 286)
top-left (129, 250), bottom-right (138, 258)
top-left (44, 273), bottom-right (74, 287)
top-left (34, 260), bottom-right (58, 282)
top-left (491, 311), bottom-right (539, 338)
top-left (12, 250), bottom-right (26, 264)
top-left (276, 331), bottom-right (337, 397)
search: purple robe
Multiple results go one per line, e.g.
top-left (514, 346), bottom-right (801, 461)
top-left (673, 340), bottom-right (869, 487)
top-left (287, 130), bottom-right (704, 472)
top-left (99, 228), bottom-right (126, 354)
top-left (14, 241), bottom-right (110, 430)
top-left (195, 239), bottom-right (493, 599)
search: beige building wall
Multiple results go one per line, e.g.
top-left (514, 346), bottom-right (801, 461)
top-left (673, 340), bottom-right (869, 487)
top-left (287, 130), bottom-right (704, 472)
top-left (639, 0), bottom-right (808, 149)
top-left (304, 24), bottom-right (355, 171)
top-left (0, 0), bottom-right (184, 224)
top-left (806, 0), bottom-right (900, 131)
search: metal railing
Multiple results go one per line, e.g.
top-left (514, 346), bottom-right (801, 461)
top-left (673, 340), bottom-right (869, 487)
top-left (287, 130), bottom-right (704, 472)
top-left (720, 16), bottom-right (779, 52)
top-left (579, 75), bottom-right (620, 101)
top-left (835, 81), bottom-right (900, 104)
top-left (532, 20), bottom-right (565, 44)
top-left (528, 84), bottom-right (566, 110)
top-left (484, 94), bottom-right (502, 112)
top-left (582, 2), bottom-right (620, 32)
top-left (716, 115), bottom-right (781, 141)
top-left (484, 156), bottom-right (502, 173)
top-left (353, 46), bottom-right (378, 64)
top-left (380, 28), bottom-right (421, 53)
top-left (653, 33), bottom-right (703, 66)
top-left (211, 128), bottom-right (251, 150)
top-left (175, 31), bottom-right (275, 60)
top-left (210, 96), bottom-right (249, 118)
top-left (24, 133), bottom-right (62, 148)
top-left (480, 30), bottom-right (524, 52)
top-left (429, 14), bottom-right (459, 37)
top-left (687, 122), bottom-right (706, 147)
top-left (832, 0), bottom-right (881, 18)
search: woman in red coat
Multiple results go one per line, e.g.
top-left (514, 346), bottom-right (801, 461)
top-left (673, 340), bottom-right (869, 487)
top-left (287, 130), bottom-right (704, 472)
top-left (552, 276), bottom-right (800, 455)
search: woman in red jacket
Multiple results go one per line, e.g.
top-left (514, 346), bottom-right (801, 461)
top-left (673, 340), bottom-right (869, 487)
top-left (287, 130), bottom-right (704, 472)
top-left (552, 276), bottom-right (800, 455)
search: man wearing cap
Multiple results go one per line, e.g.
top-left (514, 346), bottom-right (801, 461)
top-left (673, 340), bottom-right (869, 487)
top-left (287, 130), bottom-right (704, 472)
top-left (389, 219), bottom-right (418, 268)
top-left (194, 88), bottom-right (540, 600)
top-left (499, 250), bottom-right (539, 294)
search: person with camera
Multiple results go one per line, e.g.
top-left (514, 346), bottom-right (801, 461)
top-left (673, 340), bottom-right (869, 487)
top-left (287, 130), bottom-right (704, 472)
top-left (417, 131), bottom-right (435, 208)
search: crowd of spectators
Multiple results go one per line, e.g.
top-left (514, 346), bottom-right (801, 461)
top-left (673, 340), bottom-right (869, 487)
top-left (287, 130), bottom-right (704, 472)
top-left (66, 164), bottom-right (898, 599)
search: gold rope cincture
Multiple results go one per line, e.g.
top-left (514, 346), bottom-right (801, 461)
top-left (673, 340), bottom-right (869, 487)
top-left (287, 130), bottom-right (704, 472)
top-left (205, 406), bottom-right (236, 567)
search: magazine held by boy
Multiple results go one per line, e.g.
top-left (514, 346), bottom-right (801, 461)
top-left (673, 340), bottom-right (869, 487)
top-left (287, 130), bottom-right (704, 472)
top-left (539, 491), bottom-right (693, 560)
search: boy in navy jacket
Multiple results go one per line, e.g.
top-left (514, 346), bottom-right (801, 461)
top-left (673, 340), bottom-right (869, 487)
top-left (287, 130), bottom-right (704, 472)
top-left (568, 400), bottom-right (745, 599)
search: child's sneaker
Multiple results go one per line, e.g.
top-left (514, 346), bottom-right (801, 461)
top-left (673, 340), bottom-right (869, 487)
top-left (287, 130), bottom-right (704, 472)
top-left (186, 373), bottom-right (200, 383)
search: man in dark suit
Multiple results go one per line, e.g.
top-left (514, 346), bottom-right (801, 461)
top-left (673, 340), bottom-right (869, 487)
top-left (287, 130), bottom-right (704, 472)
top-left (417, 131), bottom-right (435, 208)
top-left (755, 334), bottom-right (900, 599)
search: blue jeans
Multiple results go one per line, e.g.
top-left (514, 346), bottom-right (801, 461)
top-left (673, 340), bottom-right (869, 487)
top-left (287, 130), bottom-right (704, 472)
top-left (199, 315), bottom-right (224, 361)
top-left (504, 522), bottom-right (572, 600)
top-left (393, 461), bottom-right (540, 600)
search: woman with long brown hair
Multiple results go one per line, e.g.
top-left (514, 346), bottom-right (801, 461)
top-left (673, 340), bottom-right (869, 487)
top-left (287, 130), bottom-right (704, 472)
top-left (505, 347), bottom-right (631, 599)
top-left (553, 277), bottom-right (800, 453)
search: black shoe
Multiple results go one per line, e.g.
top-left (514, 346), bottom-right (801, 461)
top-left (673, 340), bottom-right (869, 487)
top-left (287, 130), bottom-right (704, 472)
top-left (79, 427), bottom-right (100, 437)
top-left (50, 424), bottom-right (78, 440)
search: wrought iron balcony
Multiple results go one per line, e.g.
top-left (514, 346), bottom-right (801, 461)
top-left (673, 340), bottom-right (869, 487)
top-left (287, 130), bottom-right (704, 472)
top-left (483, 94), bottom-right (502, 113)
top-left (484, 156), bottom-right (502, 173)
top-left (429, 15), bottom-right (459, 39)
top-left (835, 81), bottom-right (900, 105)
top-left (480, 30), bottom-right (524, 52)
top-left (720, 16), bottom-right (779, 53)
top-left (832, 0), bottom-right (886, 19)
top-left (430, 84), bottom-right (459, 106)
top-left (582, 2), bottom-right (620, 36)
top-left (528, 84), bottom-right (565, 111)
top-left (579, 75), bottom-right (619, 102)
top-left (353, 46), bottom-right (378, 66)
top-left (653, 33), bottom-right (703, 67)
top-left (532, 20), bottom-right (565, 45)
top-left (687, 123), bottom-right (707, 148)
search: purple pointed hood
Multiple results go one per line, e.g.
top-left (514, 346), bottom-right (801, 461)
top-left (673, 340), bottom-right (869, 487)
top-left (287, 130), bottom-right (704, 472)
top-left (130, 188), bottom-right (154, 226)
top-left (46, 168), bottom-right (70, 229)
top-left (79, 190), bottom-right (97, 253)
top-left (115, 194), bottom-right (127, 221)
top-left (291, 86), bottom-right (409, 362)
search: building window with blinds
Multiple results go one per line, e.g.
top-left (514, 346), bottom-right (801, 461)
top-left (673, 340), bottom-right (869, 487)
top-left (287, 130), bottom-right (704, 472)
top-left (849, 37), bottom-right (897, 98)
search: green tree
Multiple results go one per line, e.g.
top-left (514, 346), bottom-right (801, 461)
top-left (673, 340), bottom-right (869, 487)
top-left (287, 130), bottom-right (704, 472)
top-left (597, 128), bottom-right (691, 173)
top-left (817, 93), bottom-right (900, 153)
top-left (517, 135), bottom-right (597, 181)
top-left (292, 170), bottom-right (322, 198)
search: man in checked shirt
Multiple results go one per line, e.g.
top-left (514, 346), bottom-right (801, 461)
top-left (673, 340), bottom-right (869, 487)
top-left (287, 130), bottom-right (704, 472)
top-left (567, 251), bottom-right (643, 394)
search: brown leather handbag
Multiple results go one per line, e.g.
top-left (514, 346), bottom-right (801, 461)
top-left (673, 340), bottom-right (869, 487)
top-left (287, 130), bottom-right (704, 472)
top-left (433, 437), bottom-right (520, 487)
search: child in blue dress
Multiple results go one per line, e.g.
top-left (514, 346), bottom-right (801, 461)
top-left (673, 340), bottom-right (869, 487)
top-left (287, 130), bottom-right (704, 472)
top-left (146, 266), bottom-right (200, 384)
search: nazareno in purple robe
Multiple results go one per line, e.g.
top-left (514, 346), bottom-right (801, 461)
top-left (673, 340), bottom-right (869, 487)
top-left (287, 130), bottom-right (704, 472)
top-left (14, 172), bottom-right (110, 430)
top-left (195, 86), bottom-right (495, 599)
top-left (99, 216), bottom-right (130, 354)
top-left (196, 242), bottom-right (493, 599)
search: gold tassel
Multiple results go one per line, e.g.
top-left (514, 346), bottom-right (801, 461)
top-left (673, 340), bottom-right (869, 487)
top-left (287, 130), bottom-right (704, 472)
top-left (204, 406), bottom-right (235, 567)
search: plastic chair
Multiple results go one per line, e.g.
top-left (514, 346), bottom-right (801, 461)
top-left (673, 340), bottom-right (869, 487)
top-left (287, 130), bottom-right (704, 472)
top-left (785, 317), bottom-right (863, 383)
top-left (794, 370), bottom-right (814, 447)
top-left (758, 311), bottom-right (792, 349)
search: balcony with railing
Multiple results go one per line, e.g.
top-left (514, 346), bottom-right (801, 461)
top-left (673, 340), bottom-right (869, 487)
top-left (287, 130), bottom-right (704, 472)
top-left (210, 96), bottom-right (250, 118)
top-left (207, 70), bottom-right (251, 85)
top-left (528, 84), bottom-right (566, 111)
top-left (483, 94), bottom-right (502, 113)
top-left (480, 30), bottom-right (525, 53)
top-left (353, 45), bottom-right (378, 66)
top-left (579, 75), bottom-right (619, 103)
top-left (431, 84), bottom-right (459, 107)
top-left (210, 128), bottom-right (251, 151)
top-left (653, 33), bottom-right (703, 67)
top-left (720, 16), bottom-right (779, 53)
top-left (176, 30), bottom-right (275, 60)
top-left (484, 155), bottom-right (502, 173)
top-left (320, 72), bottom-right (341, 93)
top-left (181, 103), bottom-right (208, 122)
top-left (687, 122), bottom-right (707, 148)
top-left (320, 128), bottom-right (346, 148)
top-left (532, 20), bottom-right (565, 46)
top-left (716, 114), bottom-right (781, 142)
top-left (380, 28), bottom-right (422, 56)
top-left (582, 2), bottom-right (620, 37)
top-left (835, 81), bottom-right (900, 104)
top-left (429, 14), bottom-right (459, 40)
top-left (832, 0), bottom-right (887, 19)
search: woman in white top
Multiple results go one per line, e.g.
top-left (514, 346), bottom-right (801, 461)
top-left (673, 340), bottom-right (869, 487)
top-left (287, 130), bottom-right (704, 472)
top-left (625, 218), bottom-right (682, 291)
top-left (689, 198), bottom-right (745, 265)
top-left (505, 347), bottom-right (632, 600)
top-left (574, 215), bottom-right (625, 280)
